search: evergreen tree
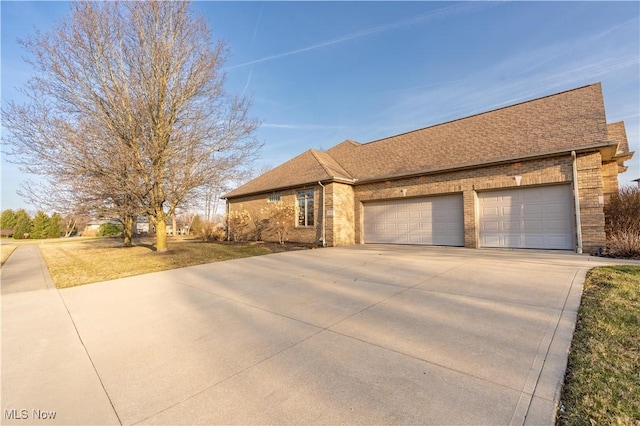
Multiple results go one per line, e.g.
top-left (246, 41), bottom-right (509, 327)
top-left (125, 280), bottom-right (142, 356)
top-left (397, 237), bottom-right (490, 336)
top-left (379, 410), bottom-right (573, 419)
top-left (31, 211), bottom-right (51, 239)
top-left (13, 209), bottom-right (32, 239)
top-left (191, 215), bottom-right (203, 236)
top-left (47, 213), bottom-right (63, 238)
top-left (1, 209), bottom-right (17, 230)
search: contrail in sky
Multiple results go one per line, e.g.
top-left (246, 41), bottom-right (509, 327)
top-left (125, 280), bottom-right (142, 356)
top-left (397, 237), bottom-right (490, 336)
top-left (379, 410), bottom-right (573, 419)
top-left (227, 2), bottom-right (502, 70)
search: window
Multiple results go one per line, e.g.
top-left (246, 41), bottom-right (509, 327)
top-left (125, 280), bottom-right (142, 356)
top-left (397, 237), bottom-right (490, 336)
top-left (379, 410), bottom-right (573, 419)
top-left (268, 193), bottom-right (281, 203)
top-left (297, 189), bottom-right (314, 227)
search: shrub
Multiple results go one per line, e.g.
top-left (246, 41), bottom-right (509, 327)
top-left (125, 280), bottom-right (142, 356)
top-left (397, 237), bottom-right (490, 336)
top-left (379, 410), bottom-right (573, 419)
top-left (604, 186), bottom-right (640, 258)
top-left (197, 220), bottom-right (226, 242)
top-left (98, 223), bottom-right (124, 237)
top-left (605, 185), bottom-right (640, 235)
top-left (190, 214), bottom-right (203, 236)
top-left (606, 231), bottom-right (640, 259)
top-left (251, 215), bottom-right (269, 241)
top-left (228, 209), bottom-right (252, 241)
top-left (265, 203), bottom-right (295, 244)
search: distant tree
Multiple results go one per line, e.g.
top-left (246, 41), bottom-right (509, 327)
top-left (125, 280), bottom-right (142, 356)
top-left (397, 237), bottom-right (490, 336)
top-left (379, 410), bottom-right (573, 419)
top-left (13, 209), bottom-right (32, 239)
top-left (177, 211), bottom-right (197, 236)
top-left (62, 212), bottom-right (90, 238)
top-left (98, 223), bottom-right (124, 237)
top-left (17, 180), bottom-right (96, 239)
top-left (30, 210), bottom-right (51, 239)
top-left (190, 214), bottom-right (203, 237)
top-left (1, 210), bottom-right (17, 231)
top-left (47, 213), bottom-right (63, 238)
top-left (3, 2), bottom-right (261, 252)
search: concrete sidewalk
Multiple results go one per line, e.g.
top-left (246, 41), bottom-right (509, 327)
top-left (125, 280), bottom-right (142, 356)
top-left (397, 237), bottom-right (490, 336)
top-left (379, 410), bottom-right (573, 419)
top-left (1, 245), bottom-right (120, 424)
top-left (2, 244), bottom-right (637, 425)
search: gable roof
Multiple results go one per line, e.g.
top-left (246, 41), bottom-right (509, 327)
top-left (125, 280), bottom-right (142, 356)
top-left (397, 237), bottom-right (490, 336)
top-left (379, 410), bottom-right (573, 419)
top-left (225, 83), bottom-right (618, 198)
top-left (608, 121), bottom-right (629, 154)
top-left (224, 149), bottom-right (353, 198)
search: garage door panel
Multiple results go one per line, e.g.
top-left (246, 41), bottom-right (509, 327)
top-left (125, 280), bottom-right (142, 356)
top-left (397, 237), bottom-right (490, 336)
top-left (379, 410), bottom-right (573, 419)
top-left (523, 235), bottom-right (545, 247)
top-left (524, 221), bottom-right (543, 231)
top-left (546, 219), bottom-right (571, 232)
top-left (502, 206), bottom-right (517, 216)
top-left (364, 195), bottom-right (463, 246)
top-left (479, 185), bottom-right (574, 250)
top-left (483, 221), bottom-right (499, 231)
top-left (547, 235), bottom-right (573, 248)
top-left (483, 206), bottom-right (499, 216)
top-left (523, 204), bottom-right (542, 215)
top-left (546, 203), bottom-right (568, 214)
top-left (504, 235), bottom-right (521, 246)
top-left (503, 220), bottom-right (520, 231)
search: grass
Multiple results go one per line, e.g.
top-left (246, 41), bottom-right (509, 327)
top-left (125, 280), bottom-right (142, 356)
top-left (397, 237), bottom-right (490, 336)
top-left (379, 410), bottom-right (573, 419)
top-left (39, 237), bottom-right (302, 289)
top-left (0, 243), bottom-right (18, 265)
top-left (557, 265), bottom-right (640, 425)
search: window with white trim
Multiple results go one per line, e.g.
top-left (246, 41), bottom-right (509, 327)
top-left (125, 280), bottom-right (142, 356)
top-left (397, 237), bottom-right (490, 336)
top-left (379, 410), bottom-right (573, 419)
top-left (297, 189), bottom-right (314, 227)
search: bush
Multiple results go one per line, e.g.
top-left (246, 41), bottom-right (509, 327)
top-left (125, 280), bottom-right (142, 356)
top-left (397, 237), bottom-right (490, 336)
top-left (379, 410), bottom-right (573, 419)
top-left (228, 209), bottom-right (252, 241)
top-left (604, 186), bottom-right (640, 258)
top-left (605, 186), bottom-right (640, 235)
top-left (264, 203), bottom-right (295, 244)
top-left (197, 220), bottom-right (225, 242)
top-left (98, 223), bottom-right (124, 237)
top-left (606, 231), bottom-right (640, 259)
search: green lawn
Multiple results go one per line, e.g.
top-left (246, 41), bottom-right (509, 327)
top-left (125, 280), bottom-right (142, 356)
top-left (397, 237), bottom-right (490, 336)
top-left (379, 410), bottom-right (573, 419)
top-left (39, 237), bottom-right (296, 288)
top-left (558, 265), bottom-right (640, 425)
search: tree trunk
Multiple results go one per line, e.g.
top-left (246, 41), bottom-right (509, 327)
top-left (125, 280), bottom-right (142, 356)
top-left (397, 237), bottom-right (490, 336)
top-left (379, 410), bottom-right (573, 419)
top-left (172, 214), bottom-right (177, 237)
top-left (123, 215), bottom-right (134, 247)
top-left (156, 215), bottom-right (168, 252)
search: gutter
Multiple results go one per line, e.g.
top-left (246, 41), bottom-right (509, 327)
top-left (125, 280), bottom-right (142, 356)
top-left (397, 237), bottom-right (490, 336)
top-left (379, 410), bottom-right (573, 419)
top-left (224, 198), bottom-right (230, 241)
top-left (318, 181), bottom-right (326, 247)
top-left (572, 151), bottom-right (583, 254)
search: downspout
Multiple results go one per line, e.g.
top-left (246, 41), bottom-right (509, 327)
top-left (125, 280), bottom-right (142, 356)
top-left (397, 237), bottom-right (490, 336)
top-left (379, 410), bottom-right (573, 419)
top-left (225, 198), bottom-right (230, 241)
top-left (318, 181), bottom-right (326, 247)
top-left (572, 151), bottom-right (583, 254)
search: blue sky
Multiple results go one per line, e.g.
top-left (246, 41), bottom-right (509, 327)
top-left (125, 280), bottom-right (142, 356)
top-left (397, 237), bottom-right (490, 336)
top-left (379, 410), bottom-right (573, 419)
top-left (1, 1), bottom-right (639, 212)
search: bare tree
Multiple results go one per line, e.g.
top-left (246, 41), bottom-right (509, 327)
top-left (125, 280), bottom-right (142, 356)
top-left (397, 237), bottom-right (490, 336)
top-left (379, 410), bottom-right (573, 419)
top-left (17, 180), bottom-right (91, 238)
top-left (3, 1), bottom-right (261, 252)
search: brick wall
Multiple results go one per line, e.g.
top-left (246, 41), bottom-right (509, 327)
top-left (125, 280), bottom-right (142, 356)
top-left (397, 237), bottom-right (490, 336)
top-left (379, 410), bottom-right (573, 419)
top-left (326, 182), bottom-right (355, 246)
top-left (229, 151), bottom-right (611, 252)
top-left (575, 152), bottom-right (606, 253)
top-left (228, 187), bottom-right (319, 245)
top-left (353, 155), bottom-right (574, 247)
top-left (600, 161), bottom-right (619, 203)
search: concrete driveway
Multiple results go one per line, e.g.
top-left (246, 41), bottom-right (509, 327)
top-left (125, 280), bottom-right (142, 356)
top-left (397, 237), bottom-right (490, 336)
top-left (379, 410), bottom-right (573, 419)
top-left (3, 245), bottom-right (635, 425)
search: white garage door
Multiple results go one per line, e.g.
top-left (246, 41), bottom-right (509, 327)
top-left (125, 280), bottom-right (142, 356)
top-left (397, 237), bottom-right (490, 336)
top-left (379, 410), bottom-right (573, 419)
top-left (363, 194), bottom-right (464, 246)
top-left (478, 185), bottom-right (574, 250)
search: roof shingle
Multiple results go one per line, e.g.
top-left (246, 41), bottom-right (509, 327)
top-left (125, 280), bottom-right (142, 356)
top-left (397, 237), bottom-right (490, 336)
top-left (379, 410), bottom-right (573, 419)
top-left (226, 83), bottom-right (614, 198)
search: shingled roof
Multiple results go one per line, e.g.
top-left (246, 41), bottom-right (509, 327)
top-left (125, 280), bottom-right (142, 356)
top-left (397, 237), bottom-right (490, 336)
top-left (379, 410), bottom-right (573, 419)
top-left (225, 83), bottom-right (622, 198)
top-left (224, 149), bottom-right (353, 198)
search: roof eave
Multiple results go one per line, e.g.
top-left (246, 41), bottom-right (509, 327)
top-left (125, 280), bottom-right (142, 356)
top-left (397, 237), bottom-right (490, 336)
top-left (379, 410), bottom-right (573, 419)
top-left (224, 177), bottom-right (356, 200)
